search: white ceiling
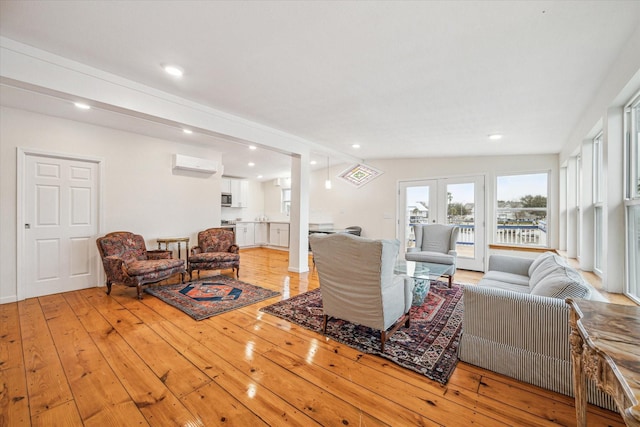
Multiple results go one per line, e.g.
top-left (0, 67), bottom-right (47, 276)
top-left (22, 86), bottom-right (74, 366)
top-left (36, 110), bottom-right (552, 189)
top-left (1, 1), bottom-right (639, 180)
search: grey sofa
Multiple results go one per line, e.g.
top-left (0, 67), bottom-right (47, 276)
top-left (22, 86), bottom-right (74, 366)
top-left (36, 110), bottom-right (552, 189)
top-left (458, 251), bottom-right (616, 410)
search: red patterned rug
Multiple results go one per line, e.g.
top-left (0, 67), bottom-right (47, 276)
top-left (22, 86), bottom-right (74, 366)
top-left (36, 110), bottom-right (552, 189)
top-left (145, 275), bottom-right (280, 321)
top-left (260, 281), bottom-right (463, 384)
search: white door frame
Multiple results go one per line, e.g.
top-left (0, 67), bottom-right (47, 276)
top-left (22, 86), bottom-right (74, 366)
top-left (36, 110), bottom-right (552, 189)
top-left (17, 148), bottom-right (105, 301)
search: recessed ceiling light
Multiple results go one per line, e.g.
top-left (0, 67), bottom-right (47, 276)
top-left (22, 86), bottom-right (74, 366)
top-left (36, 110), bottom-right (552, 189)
top-left (249, 145), bottom-right (257, 150)
top-left (488, 134), bottom-right (503, 140)
top-left (352, 144), bottom-right (361, 149)
top-left (248, 162), bottom-right (255, 167)
top-left (257, 175), bottom-right (263, 179)
top-left (310, 160), bottom-right (317, 165)
top-left (74, 102), bottom-right (91, 110)
top-left (163, 65), bottom-right (184, 77)
top-left (182, 129), bottom-right (193, 134)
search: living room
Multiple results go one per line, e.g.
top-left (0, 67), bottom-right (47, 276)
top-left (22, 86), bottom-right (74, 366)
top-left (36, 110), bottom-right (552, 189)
top-left (1, 1), bottom-right (639, 426)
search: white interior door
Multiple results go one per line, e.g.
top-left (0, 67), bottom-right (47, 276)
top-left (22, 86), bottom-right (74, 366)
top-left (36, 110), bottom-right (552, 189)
top-left (23, 153), bottom-right (100, 298)
top-left (399, 175), bottom-right (485, 272)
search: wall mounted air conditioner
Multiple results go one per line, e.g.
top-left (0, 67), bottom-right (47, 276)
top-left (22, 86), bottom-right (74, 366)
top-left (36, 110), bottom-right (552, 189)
top-left (172, 154), bottom-right (218, 174)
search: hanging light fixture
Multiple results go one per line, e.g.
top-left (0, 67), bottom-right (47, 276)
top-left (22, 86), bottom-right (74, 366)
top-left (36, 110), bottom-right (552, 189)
top-left (325, 156), bottom-right (332, 189)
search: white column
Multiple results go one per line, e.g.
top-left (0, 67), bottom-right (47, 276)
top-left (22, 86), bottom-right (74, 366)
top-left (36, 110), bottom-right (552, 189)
top-left (566, 157), bottom-right (577, 258)
top-left (288, 153), bottom-right (310, 273)
top-left (579, 139), bottom-right (594, 271)
top-left (603, 107), bottom-right (625, 293)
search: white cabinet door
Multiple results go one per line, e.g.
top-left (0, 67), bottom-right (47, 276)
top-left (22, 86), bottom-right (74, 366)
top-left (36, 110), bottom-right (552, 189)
top-left (269, 223), bottom-right (289, 247)
top-left (221, 178), bottom-right (232, 193)
top-left (255, 223), bottom-right (268, 245)
top-left (230, 179), bottom-right (249, 208)
top-left (236, 223), bottom-right (255, 247)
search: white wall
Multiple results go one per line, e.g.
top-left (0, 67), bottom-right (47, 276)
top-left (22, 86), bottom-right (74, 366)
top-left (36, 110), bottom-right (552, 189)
top-left (0, 107), bottom-right (224, 302)
top-left (262, 180), bottom-right (292, 222)
top-left (307, 154), bottom-right (559, 247)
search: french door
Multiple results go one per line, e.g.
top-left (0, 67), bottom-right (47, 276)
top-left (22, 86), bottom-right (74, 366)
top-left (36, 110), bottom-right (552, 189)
top-left (398, 176), bottom-right (485, 271)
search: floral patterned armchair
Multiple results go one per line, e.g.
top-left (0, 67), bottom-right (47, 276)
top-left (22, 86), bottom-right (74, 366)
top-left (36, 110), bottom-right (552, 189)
top-left (96, 231), bottom-right (186, 299)
top-left (188, 228), bottom-right (240, 279)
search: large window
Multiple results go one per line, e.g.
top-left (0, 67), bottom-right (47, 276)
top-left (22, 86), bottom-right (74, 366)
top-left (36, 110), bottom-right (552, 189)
top-left (281, 188), bottom-right (291, 215)
top-left (625, 93), bottom-right (640, 303)
top-left (593, 133), bottom-right (604, 274)
top-left (496, 172), bottom-right (549, 247)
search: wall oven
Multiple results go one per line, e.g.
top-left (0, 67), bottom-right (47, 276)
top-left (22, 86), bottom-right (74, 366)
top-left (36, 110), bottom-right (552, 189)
top-left (221, 193), bottom-right (232, 207)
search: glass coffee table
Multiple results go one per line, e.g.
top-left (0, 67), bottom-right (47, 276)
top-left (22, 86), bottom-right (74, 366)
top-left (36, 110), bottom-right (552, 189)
top-left (394, 259), bottom-right (454, 305)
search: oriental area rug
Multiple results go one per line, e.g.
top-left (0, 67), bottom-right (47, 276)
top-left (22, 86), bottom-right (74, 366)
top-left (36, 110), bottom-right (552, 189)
top-left (260, 281), bottom-right (464, 384)
top-left (145, 275), bottom-right (280, 321)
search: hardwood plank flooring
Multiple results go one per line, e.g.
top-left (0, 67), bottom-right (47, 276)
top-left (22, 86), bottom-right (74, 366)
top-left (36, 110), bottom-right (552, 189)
top-left (0, 247), bottom-right (627, 426)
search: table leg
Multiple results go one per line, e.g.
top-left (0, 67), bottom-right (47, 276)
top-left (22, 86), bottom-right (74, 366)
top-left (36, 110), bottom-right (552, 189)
top-left (177, 242), bottom-right (181, 260)
top-left (569, 325), bottom-right (588, 426)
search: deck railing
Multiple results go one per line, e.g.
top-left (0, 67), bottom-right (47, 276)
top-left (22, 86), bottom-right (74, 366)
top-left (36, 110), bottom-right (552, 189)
top-left (457, 224), bottom-right (547, 246)
top-left (409, 223), bottom-right (548, 247)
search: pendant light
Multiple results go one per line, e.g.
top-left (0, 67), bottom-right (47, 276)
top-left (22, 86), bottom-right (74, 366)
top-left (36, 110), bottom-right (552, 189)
top-left (325, 156), bottom-right (332, 189)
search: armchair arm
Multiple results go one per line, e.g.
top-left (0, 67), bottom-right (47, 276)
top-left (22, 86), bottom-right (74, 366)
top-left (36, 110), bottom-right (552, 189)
top-left (147, 250), bottom-right (172, 260)
top-left (407, 247), bottom-right (419, 253)
top-left (401, 276), bottom-right (415, 313)
top-left (102, 255), bottom-right (132, 284)
top-left (461, 285), bottom-right (570, 360)
top-left (487, 255), bottom-right (534, 276)
top-left (229, 244), bottom-right (239, 254)
top-left (191, 246), bottom-right (203, 256)
top-left (447, 250), bottom-right (458, 257)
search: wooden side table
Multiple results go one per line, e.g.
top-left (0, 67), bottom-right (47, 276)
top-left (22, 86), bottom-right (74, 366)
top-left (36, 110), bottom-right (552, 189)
top-left (566, 298), bottom-right (640, 427)
top-left (157, 237), bottom-right (190, 261)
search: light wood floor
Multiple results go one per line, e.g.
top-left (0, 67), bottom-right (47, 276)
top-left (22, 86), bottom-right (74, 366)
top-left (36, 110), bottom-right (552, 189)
top-left (1, 248), bottom-right (626, 426)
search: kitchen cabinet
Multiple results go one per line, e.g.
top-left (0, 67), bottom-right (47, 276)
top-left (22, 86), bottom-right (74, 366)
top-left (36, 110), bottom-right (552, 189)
top-left (221, 178), bottom-right (232, 194)
top-left (230, 179), bottom-right (248, 208)
top-left (221, 178), bottom-right (249, 208)
top-left (269, 223), bottom-right (289, 248)
top-left (255, 222), bottom-right (268, 245)
top-left (236, 222), bottom-right (255, 247)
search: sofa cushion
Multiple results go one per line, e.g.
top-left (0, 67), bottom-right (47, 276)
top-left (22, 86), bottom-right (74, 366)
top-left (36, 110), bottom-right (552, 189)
top-left (482, 270), bottom-right (530, 287)
top-left (405, 251), bottom-right (455, 265)
top-left (528, 253), bottom-right (567, 290)
top-left (189, 252), bottom-right (240, 263)
top-left (125, 258), bottom-right (185, 276)
top-left (477, 278), bottom-right (531, 293)
top-left (530, 268), bottom-right (592, 299)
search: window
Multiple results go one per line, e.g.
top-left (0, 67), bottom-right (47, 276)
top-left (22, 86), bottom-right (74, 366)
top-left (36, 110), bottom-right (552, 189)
top-left (593, 133), bottom-right (604, 203)
top-left (624, 92), bottom-right (640, 303)
top-left (281, 188), bottom-right (291, 216)
top-left (626, 205), bottom-right (640, 303)
top-left (496, 172), bottom-right (549, 247)
top-left (593, 132), bottom-right (604, 274)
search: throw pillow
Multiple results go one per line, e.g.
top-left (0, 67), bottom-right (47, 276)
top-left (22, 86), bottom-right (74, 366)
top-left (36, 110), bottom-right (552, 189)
top-left (530, 268), bottom-right (592, 299)
top-left (527, 251), bottom-right (556, 278)
top-left (528, 253), bottom-right (567, 290)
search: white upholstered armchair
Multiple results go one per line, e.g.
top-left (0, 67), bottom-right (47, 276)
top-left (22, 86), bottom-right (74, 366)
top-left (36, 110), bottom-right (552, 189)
top-left (406, 224), bottom-right (460, 287)
top-left (309, 233), bottom-right (414, 352)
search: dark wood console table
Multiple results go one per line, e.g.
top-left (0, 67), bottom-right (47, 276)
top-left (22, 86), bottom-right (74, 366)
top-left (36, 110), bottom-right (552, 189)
top-left (566, 298), bottom-right (640, 426)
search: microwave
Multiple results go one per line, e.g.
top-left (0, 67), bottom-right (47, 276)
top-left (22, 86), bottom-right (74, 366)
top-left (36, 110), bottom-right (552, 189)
top-left (221, 193), bottom-right (232, 207)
